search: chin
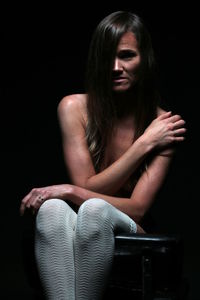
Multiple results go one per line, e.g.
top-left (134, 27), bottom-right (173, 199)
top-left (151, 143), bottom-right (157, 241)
top-left (113, 85), bottom-right (131, 93)
top-left (112, 80), bottom-right (135, 93)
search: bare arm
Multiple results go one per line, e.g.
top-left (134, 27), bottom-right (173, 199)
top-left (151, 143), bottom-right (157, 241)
top-left (65, 149), bottom-right (174, 222)
top-left (20, 95), bottom-right (185, 231)
top-left (19, 149), bottom-right (172, 224)
top-left (58, 95), bottom-right (185, 195)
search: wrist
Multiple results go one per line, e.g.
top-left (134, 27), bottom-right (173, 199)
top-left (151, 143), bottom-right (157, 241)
top-left (137, 134), bottom-right (154, 154)
top-left (65, 184), bottom-right (85, 206)
top-left (64, 184), bottom-right (75, 199)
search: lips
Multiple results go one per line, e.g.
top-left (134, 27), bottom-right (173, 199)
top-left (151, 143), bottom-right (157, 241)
top-left (113, 77), bottom-right (127, 82)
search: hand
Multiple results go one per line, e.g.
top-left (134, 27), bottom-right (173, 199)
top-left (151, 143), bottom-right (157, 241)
top-left (143, 111), bottom-right (186, 149)
top-left (19, 184), bottom-right (71, 216)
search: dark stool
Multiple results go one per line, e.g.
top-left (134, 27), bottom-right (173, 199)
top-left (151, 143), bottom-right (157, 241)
top-left (105, 233), bottom-right (189, 300)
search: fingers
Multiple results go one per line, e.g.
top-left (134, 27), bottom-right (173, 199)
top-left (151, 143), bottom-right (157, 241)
top-left (158, 111), bottom-right (172, 119)
top-left (152, 111), bottom-right (186, 148)
top-left (158, 112), bottom-right (185, 125)
top-left (174, 136), bottom-right (185, 141)
top-left (160, 112), bottom-right (186, 133)
top-left (20, 188), bottom-right (46, 216)
top-left (173, 128), bottom-right (187, 136)
top-left (168, 115), bottom-right (185, 125)
top-left (20, 194), bottom-right (31, 216)
top-left (170, 116), bottom-right (186, 140)
top-left (173, 119), bottom-right (186, 130)
top-left (31, 195), bottom-right (45, 213)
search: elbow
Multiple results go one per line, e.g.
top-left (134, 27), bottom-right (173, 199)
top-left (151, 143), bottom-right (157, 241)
top-left (129, 203), bottom-right (146, 224)
top-left (131, 212), bottom-right (144, 224)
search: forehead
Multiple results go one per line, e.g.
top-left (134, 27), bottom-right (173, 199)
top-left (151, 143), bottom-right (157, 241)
top-left (117, 32), bottom-right (139, 50)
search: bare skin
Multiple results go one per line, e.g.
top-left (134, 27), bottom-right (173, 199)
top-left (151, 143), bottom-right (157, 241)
top-left (20, 94), bottom-right (186, 232)
top-left (20, 32), bottom-right (186, 233)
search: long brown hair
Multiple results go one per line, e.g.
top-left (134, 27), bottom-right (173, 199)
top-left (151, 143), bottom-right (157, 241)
top-left (85, 11), bottom-right (160, 172)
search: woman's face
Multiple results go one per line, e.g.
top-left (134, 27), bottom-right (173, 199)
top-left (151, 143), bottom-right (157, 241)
top-left (112, 31), bottom-right (141, 92)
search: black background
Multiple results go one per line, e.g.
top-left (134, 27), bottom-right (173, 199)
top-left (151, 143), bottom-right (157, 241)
top-left (1, 2), bottom-right (199, 299)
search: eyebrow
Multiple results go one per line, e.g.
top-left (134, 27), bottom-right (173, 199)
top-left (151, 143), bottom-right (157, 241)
top-left (118, 49), bottom-right (137, 54)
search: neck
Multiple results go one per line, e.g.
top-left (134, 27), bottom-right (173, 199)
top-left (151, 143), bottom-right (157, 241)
top-left (112, 89), bottom-right (138, 119)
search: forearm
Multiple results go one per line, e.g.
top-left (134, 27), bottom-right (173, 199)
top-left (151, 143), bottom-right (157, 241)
top-left (67, 152), bottom-right (173, 223)
top-left (66, 184), bottom-right (142, 222)
top-left (84, 135), bottom-right (153, 195)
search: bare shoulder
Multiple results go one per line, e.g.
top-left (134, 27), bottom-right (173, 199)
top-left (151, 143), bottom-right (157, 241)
top-left (58, 93), bottom-right (87, 114)
top-left (57, 94), bottom-right (88, 124)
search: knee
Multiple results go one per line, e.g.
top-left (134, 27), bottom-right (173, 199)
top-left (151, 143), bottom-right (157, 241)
top-left (79, 198), bottom-right (110, 222)
top-left (77, 198), bottom-right (111, 240)
top-left (36, 199), bottom-right (67, 238)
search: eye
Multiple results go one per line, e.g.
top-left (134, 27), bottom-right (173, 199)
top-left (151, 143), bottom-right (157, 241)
top-left (118, 50), bottom-right (137, 60)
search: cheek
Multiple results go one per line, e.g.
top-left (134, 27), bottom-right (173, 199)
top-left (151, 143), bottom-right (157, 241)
top-left (129, 62), bottom-right (141, 77)
top-left (127, 57), bottom-right (141, 74)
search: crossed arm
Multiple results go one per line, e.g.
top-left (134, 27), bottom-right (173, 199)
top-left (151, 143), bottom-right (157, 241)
top-left (20, 96), bottom-right (186, 222)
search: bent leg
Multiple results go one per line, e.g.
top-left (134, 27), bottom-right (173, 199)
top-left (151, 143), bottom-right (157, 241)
top-left (35, 199), bottom-right (77, 300)
top-left (75, 198), bottom-right (137, 300)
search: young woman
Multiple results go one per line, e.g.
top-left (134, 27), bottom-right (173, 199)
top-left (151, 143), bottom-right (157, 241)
top-left (20, 11), bottom-right (186, 300)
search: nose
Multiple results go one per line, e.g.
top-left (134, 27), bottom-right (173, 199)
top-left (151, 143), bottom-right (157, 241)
top-left (113, 58), bottom-right (123, 72)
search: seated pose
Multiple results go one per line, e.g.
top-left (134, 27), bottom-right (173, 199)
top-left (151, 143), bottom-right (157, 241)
top-left (20, 11), bottom-right (186, 300)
